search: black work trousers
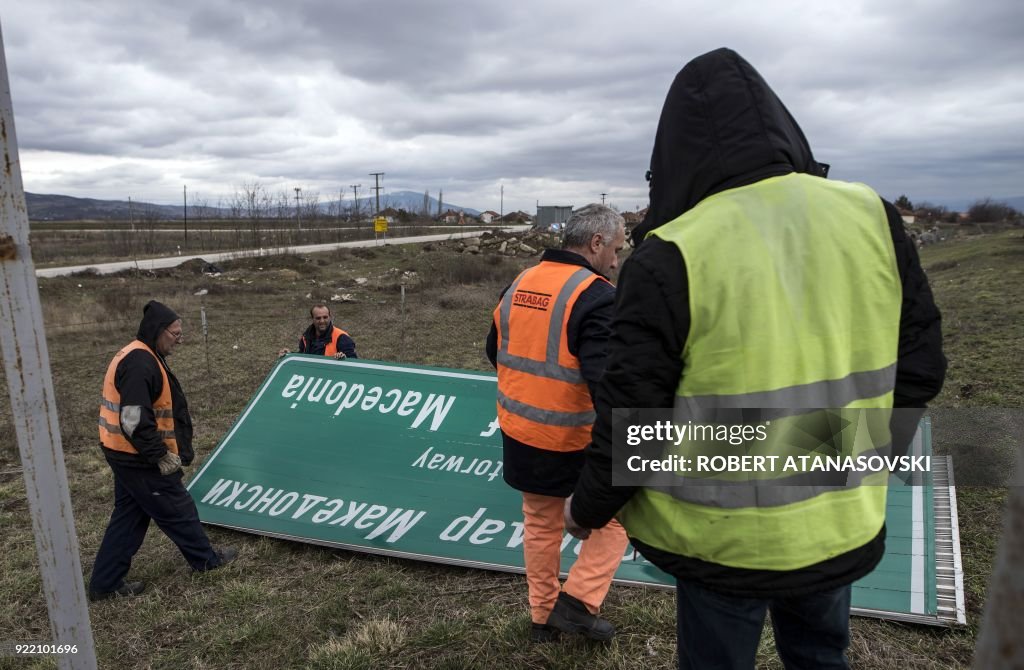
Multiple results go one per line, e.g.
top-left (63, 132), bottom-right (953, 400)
top-left (89, 460), bottom-right (220, 593)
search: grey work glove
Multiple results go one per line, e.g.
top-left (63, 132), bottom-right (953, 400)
top-left (158, 451), bottom-right (182, 476)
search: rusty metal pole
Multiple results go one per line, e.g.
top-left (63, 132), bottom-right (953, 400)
top-left (0, 24), bottom-right (98, 669)
top-left (974, 450), bottom-right (1023, 669)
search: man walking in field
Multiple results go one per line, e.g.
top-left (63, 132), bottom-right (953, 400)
top-left (92, 300), bottom-right (236, 600)
top-left (486, 204), bottom-right (630, 642)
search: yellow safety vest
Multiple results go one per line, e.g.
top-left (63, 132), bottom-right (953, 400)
top-left (618, 173), bottom-right (901, 570)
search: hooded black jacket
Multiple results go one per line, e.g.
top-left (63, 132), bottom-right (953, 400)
top-left (101, 300), bottom-right (195, 468)
top-left (570, 48), bottom-right (946, 597)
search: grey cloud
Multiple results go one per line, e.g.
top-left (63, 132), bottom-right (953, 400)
top-left (1, 0), bottom-right (1021, 212)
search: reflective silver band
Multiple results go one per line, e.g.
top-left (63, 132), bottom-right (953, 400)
top-left (98, 417), bottom-right (176, 442)
top-left (496, 351), bottom-right (583, 383)
top-left (497, 390), bottom-right (595, 427)
top-left (675, 364), bottom-right (897, 418)
top-left (97, 416), bottom-right (122, 435)
top-left (647, 443), bottom-right (892, 508)
top-left (102, 398), bottom-right (171, 418)
top-left (497, 267), bottom-right (594, 383)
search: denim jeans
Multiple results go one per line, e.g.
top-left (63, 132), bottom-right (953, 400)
top-left (676, 580), bottom-right (851, 670)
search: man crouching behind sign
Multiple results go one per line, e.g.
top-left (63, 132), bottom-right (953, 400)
top-left (485, 204), bottom-right (629, 643)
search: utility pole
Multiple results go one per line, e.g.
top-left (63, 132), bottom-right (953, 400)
top-left (337, 186), bottom-right (343, 223)
top-left (350, 184), bottom-right (361, 222)
top-left (600, 192), bottom-right (607, 205)
top-left (369, 172), bottom-right (385, 216)
top-left (128, 196), bottom-right (134, 232)
top-left (0, 27), bottom-right (99, 667)
top-left (183, 184), bottom-right (188, 245)
top-left (500, 184), bottom-right (504, 223)
top-left (294, 187), bottom-right (302, 232)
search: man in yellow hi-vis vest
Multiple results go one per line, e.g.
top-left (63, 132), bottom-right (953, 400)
top-left (566, 49), bottom-right (946, 668)
top-left (486, 204), bottom-right (629, 642)
top-left (92, 301), bottom-right (237, 601)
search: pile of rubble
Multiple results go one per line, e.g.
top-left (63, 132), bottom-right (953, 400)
top-left (454, 229), bottom-right (560, 256)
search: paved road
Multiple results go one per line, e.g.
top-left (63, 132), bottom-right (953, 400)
top-left (33, 225), bottom-right (498, 234)
top-left (36, 227), bottom-right (530, 278)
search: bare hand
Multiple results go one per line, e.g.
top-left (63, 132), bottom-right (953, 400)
top-left (278, 348), bottom-right (290, 358)
top-left (334, 352), bottom-right (347, 360)
top-left (564, 495), bottom-right (591, 540)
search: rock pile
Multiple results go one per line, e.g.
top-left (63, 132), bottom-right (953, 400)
top-left (455, 229), bottom-right (560, 256)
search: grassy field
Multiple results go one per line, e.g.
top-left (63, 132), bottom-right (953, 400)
top-left (0, 229), bottom-right (1021, 669)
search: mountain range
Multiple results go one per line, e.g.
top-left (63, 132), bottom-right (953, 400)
top-left (23, 191), bottom-right (1022, 222)
top-left (25, 190), bottom-right (482, 222)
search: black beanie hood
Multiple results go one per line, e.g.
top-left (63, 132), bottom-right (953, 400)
top-left (633, 47), bottom-right (828, 242)
top-left (136, 300), bottom-right (180, 350)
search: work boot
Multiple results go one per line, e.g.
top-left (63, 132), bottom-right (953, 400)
top-left (213, 546), bottom-right (238, 568)
top-left (88, 580), bottom-right (146, 602)
top-left (546, 592), bottom-right (615, 641)
top-left (530, 623), bottom-right (560, 643)
top-left (198, 546), bottom-right (239, 571)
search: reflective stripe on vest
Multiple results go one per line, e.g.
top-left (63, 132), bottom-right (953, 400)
top-left (494, 261), bottom-right (605, 452)
top-left (617, 173), bottom-right (901, 571)
top-left (646, 409), bottom-right (894, 508)
top-left (98, 340), bottom-right (178, 455)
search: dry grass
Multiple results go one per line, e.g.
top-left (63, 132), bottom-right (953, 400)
top-left (0, 231), bottom-right (1020, 668)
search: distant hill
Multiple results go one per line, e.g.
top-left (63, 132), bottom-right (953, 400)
top-left (349, 190), bottom-right (481, 217)
top-left (26, 193), bottom-right (185, 221)
top-left (26, 190), bottom-right (482, 222)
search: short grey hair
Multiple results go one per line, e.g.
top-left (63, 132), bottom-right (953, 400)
top-left (562, 204), bottom-right (625, 249)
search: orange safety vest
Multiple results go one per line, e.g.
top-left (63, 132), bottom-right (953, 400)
top-left (98, 340), bottom-right (177, 455)
top-left (493, 261), bottom-right (608, 452)
top-left (301, 326), bottom-right (350, 357)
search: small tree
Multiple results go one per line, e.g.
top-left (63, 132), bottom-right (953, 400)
top-left (914, 202), bottom-right (949, 223)
top-left (968, 198), bottom-right (1019, 223)
top-left (300, 190), bottom-right (321, 223)
top-left (894, 194), bottom-right (914, 211)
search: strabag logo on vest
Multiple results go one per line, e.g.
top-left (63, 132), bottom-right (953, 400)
top-left (511, 290), bottom-right (552, 311)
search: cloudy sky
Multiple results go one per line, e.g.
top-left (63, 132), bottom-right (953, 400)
top-left (1, 0), bottom-right (1021, 214)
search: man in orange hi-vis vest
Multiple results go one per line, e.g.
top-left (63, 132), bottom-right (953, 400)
top-left (278, 303), bottom-right (358, 359)
top-left (486, 204), bottom-right (629, 642)
top-left (91, 301), bottom-right (236, 601)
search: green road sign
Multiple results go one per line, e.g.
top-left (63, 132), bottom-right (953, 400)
top-left (188, 357), bottom-right (963, 625)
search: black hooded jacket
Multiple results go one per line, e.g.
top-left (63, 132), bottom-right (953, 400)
top-left (101, 300), bottom-right (195, 468)
top-left (570, 48), bottom-right (946, 597)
